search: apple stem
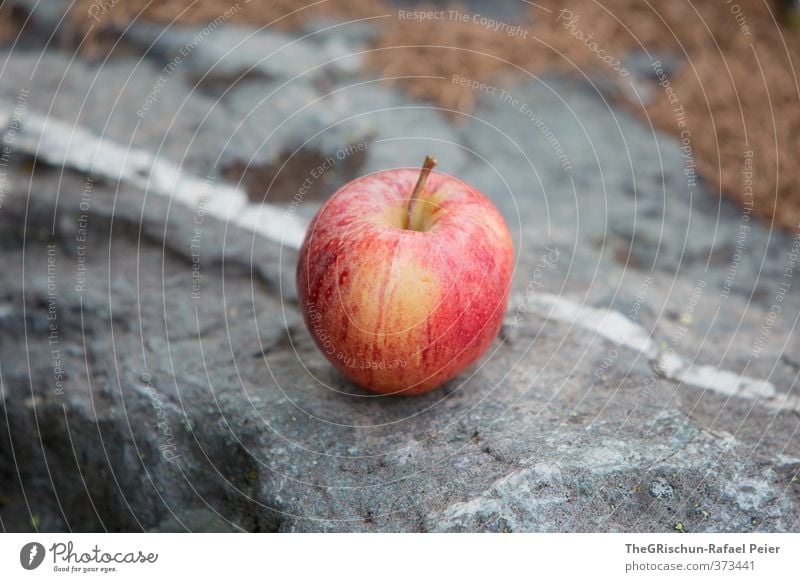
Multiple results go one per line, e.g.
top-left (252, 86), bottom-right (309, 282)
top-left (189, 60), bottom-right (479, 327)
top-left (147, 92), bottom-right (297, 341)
top-left (405, 155), bottom-right (437, 230)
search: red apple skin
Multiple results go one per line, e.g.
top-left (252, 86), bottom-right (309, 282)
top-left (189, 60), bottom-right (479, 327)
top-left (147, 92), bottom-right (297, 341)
top-left (296, 167), bottom-right (514, 396)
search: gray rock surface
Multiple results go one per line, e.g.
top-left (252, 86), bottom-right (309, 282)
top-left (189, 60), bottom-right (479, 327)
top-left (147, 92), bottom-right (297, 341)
top-left (1, 6), bottom-right (798, 532)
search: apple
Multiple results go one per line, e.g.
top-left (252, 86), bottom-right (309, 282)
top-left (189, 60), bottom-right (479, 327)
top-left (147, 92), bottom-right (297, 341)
top-left (296, 156), bottom-right (514, 395)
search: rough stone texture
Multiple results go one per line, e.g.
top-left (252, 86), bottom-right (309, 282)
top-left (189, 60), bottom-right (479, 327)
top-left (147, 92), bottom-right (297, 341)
top-left (1, 161), bottom-right (798, 532)
top-left (1, 5), bottom-right (799, 532)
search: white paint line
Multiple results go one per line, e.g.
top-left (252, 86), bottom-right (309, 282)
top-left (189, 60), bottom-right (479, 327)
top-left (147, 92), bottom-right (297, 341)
top-left (658, 354), bottom-right (776, 400)
top-left (526, 293), bottom-right (657, 358)
top-left (2, 102), bottom-right (308, 249)
top-left (526, 293), bottom-right (785, 407)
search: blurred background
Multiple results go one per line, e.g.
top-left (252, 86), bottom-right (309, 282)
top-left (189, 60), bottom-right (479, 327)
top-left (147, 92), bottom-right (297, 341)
top-left (0, 0), bottom-right (799, 533)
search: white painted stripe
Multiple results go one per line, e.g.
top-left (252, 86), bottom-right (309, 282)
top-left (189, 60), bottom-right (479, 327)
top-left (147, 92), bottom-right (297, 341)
top-left (2, 102), bottom-right (308, 249)
top-left (522, 292), bottom-right (790, 409)
top-left (527, 293), bottom-right (658, 358)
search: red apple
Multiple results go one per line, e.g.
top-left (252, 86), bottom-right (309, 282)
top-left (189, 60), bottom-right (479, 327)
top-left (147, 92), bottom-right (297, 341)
top-left (296, 156), bottom-right (514, 396)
